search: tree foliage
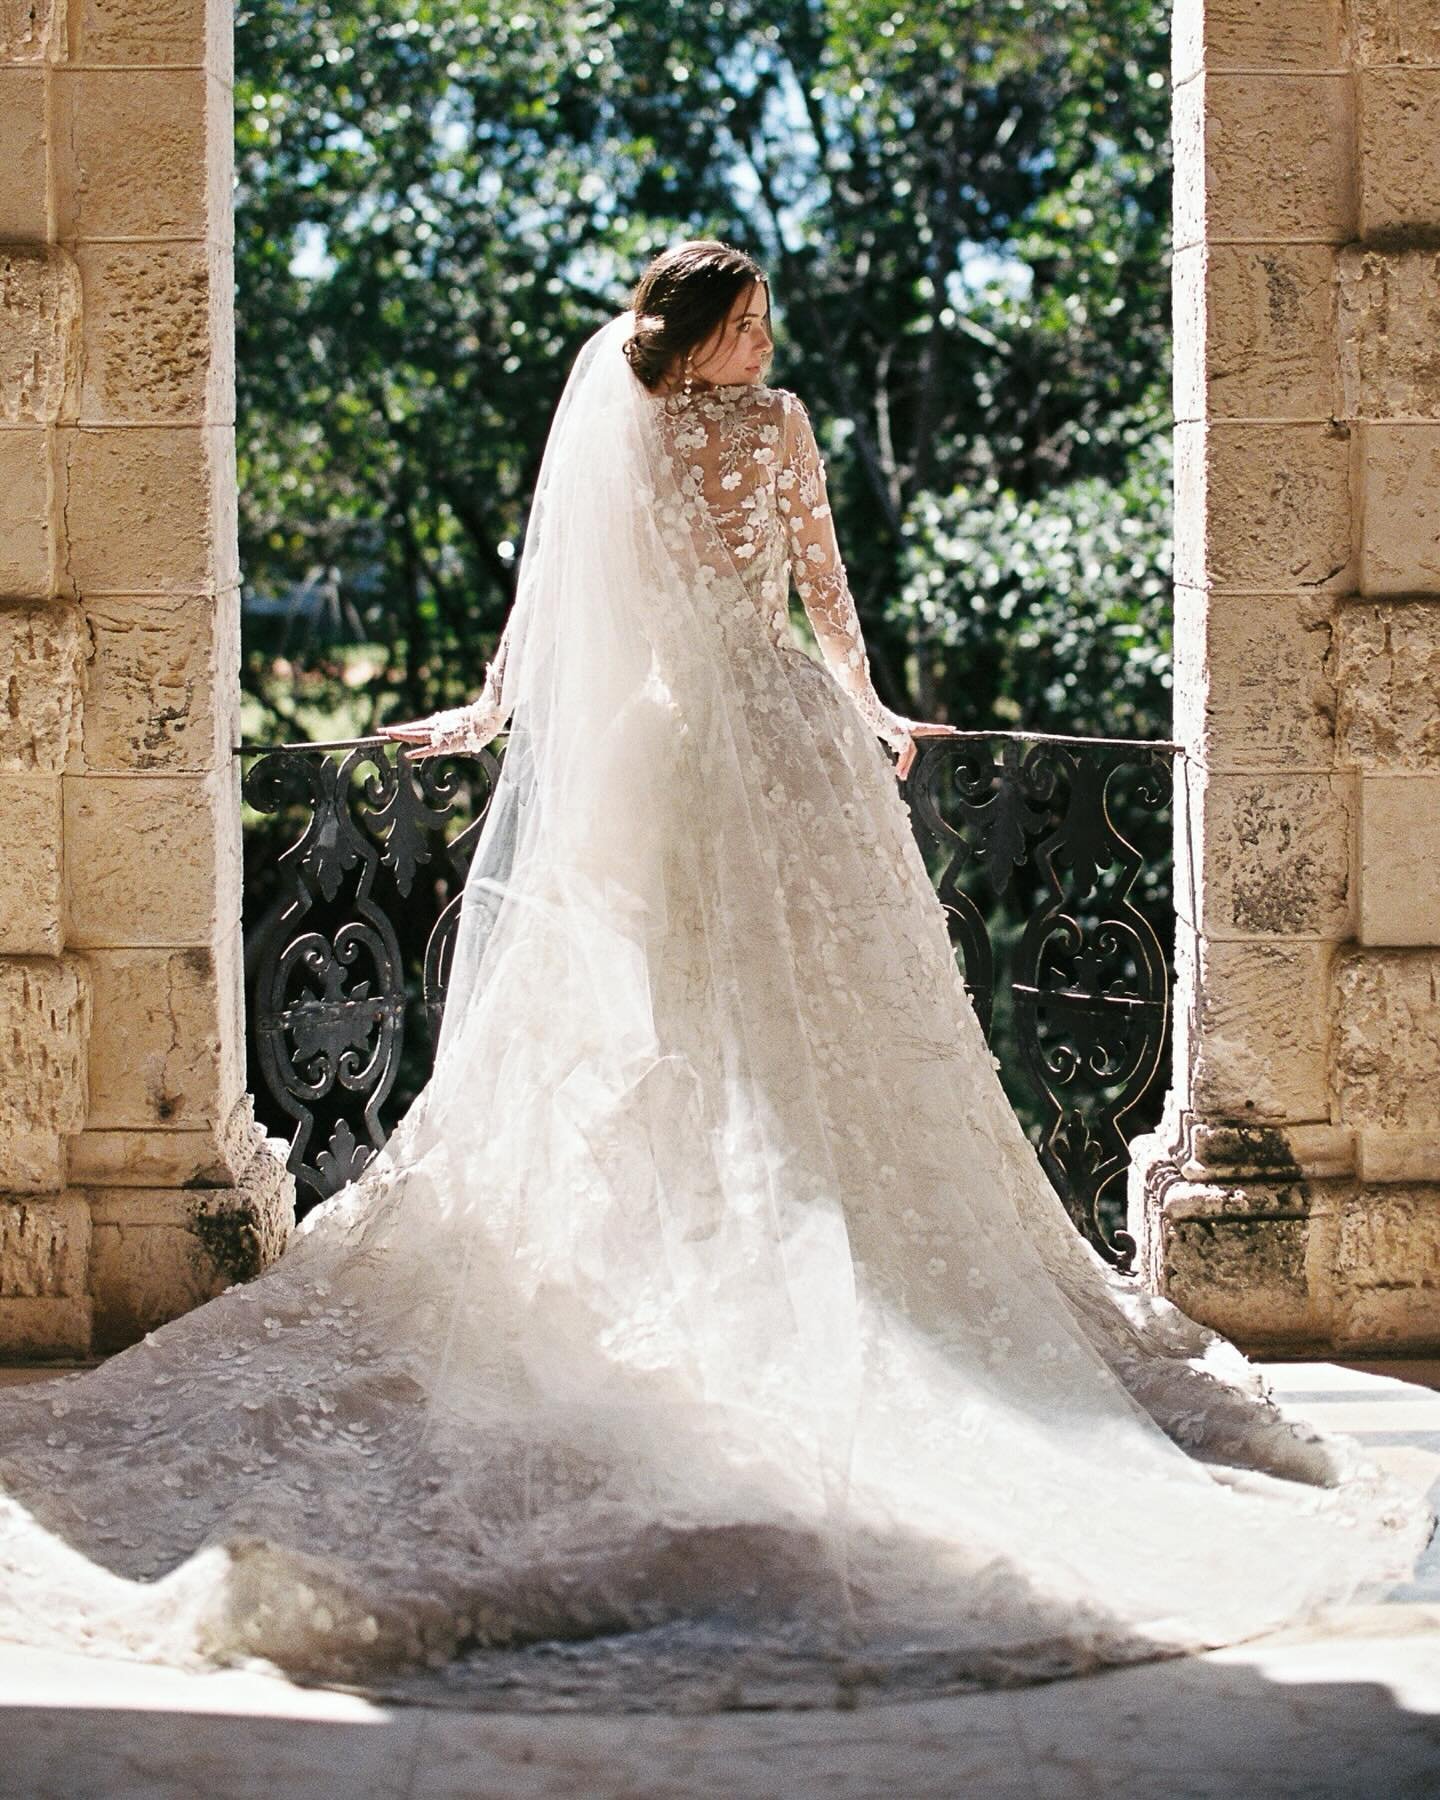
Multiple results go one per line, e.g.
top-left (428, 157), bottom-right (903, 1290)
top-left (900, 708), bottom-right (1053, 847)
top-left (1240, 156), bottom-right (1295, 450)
top-left (234, 0), bottom-right (1172, 739)
top-left (896, 425), bottom-right (1172, 739)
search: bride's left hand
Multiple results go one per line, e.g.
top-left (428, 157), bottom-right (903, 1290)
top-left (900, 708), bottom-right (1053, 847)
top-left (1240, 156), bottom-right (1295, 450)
top-left (378, 717), bottom-right (454, 760)
top-left (893, 722), bottom-right (968, 783)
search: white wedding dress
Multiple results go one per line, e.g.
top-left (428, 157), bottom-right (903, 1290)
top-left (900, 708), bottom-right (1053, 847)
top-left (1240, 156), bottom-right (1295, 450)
top-left (0, 316), bottom-right (1429, 1709)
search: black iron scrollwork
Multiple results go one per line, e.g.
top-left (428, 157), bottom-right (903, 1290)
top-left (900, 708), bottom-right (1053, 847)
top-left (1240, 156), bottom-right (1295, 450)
top-left (904, 734), bottom-right (1174, 1270)
top-left (239, 731), bottom-right (1173, 1260)
top-left (240, 739), bottom-right (500, 1208)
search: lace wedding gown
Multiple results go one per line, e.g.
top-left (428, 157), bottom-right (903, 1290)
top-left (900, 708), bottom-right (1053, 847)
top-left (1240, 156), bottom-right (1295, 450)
top-left (0, 317), bottom-right (1429, 1709)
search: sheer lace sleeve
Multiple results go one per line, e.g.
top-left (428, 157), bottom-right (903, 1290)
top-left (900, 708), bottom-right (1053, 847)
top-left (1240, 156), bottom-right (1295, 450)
top-left (779, 397), bottom-right (914, 756)
top-left (396, 617), bottom-right (514, 755)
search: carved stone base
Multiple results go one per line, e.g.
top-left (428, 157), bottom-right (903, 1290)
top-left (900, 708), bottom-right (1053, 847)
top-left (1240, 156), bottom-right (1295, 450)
top-left (1130, 1124), bottom-right (1440, 1355)
top-left (0, 1102), bottom-right (293, 1360)
top-left (87, 1110), bottom-right (294, 1353)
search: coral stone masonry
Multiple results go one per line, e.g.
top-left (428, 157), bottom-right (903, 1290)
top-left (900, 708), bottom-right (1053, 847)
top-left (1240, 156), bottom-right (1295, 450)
top-left (0, 0), bottom-right (291, 1356)
top-left (1130, 0), bottom-right (1440, 1354)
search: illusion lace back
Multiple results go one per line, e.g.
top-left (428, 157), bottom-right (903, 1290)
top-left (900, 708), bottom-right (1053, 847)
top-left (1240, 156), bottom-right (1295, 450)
top-left (0, 317), bottom-right (1429, 1710)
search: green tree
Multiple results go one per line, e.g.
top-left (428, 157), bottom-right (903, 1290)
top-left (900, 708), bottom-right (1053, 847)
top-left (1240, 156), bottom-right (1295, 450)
top-left (895, 424), bottom-right (1173, 740)
top-left (234, 0), bottom-right (1172, 740)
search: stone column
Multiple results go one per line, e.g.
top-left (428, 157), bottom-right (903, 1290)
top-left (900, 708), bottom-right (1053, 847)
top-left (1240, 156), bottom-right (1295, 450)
top-left (1131, 0), bottom-right (1440, 1354)
top-left (0, 0), bottom-right (290, 1357)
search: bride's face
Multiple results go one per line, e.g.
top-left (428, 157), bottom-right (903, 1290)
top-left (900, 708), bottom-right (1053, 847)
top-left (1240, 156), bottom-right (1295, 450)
top-left (688, 281), bottom-right (773, 388)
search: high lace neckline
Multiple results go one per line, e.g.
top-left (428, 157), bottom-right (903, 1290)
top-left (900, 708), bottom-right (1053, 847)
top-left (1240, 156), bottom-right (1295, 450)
top-left (656, 381), bottom-right (771, 411)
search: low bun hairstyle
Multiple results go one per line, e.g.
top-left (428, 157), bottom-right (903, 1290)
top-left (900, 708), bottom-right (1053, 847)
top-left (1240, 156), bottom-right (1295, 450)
top-left (623, 239), bottom-right (768, 391)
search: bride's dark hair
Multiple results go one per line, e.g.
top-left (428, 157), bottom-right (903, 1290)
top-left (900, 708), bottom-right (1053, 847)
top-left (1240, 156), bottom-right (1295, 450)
top-left (623, 239), bottom-right (767, 390)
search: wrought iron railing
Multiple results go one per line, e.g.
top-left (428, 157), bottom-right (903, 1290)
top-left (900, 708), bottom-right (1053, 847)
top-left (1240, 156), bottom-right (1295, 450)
top-left (238, 731), bottom-right (1175, 1270)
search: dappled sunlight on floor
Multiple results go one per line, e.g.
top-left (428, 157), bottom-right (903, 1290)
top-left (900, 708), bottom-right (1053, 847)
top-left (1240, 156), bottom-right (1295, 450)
top-left (1263, 1358), bottom-right (1440, 1611)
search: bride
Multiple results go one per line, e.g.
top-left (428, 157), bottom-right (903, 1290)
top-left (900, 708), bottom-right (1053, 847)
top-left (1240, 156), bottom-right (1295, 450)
top-left (0, 240), bottom-right (1430, 1707)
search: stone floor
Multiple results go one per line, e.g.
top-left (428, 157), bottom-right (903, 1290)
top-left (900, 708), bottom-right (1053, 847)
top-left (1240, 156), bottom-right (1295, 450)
top-left (0, 1358), bottom-right (1437, 1799)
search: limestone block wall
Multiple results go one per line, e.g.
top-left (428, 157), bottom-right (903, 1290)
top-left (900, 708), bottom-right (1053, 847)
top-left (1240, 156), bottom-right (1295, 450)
top-left (0, 0), bottom-right (291, 1356)
top-left (1132, 0), bottom-right (1440, 1353)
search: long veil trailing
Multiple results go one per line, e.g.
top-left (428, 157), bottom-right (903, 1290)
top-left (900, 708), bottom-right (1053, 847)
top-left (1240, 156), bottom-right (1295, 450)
top-left (0, 316), bottom-right (1429, 1707)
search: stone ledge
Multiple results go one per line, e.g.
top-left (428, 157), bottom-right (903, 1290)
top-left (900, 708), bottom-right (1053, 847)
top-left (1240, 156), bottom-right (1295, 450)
top-left (1357, 1129), bottom-right (1440, 1183)
top-left (1180, 1118), bottom-right (1356, 1182)
top-left (1128, 1154), bottom-right (1440, 1355)
top-left (69, 1124), bottom-right (248, 1189)
top-left (0, 1108), bottom-right (292, 1361)
top-left (82, 1093), bottom-right (291, 1197)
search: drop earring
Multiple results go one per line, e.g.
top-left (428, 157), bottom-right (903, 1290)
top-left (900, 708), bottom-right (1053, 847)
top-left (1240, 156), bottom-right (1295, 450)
top-left (682, 357), bottom-right (694, 399)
